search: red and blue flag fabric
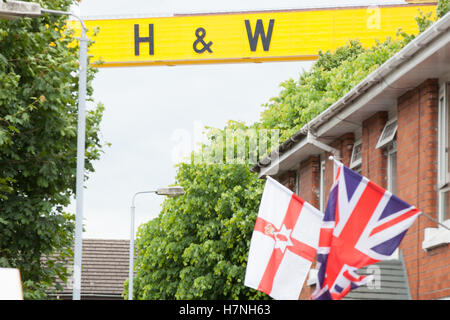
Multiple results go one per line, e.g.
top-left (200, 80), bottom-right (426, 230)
top-left (311, 162), bottom-right (421, 300)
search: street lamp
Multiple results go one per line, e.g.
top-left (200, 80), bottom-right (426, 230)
top-left (128, 186), bottom-right (185, 300)
top-left (0, 1), bottom-right (88, 300)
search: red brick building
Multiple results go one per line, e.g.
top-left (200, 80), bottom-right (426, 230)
top-left (252, 12), bottom-right (450, 300)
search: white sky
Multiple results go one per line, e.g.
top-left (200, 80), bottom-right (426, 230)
top-left (69, 0), bottom-right (408, 239)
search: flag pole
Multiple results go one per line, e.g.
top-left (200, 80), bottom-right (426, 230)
top-left (328, 155), bottom-right (343, 180)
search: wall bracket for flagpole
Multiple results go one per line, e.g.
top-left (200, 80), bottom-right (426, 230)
top-left (420, 212), bottom-right (450, 231)
top-left (306, 131), bottom-right (341, 178)
top-left (306, 131), bottom-right (341, 159)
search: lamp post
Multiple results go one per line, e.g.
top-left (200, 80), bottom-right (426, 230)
top-left (41, 8), bottom-right (88, 303)
top-left (128, 186), bottom-right (185, 300)
top-left (0, 1), bottom-right (88, 300)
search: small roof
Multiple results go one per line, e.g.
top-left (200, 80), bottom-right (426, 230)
top-left (49, 239), bottom-right (130, 300)
top-left (344, 259), bottom-right (411, 300)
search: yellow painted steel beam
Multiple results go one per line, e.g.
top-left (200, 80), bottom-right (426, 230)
top-left (68, 3), bottom-right (437, 67)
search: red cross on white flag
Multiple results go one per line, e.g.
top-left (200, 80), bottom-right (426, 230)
top-left (245, 176), bottom-right (323, 299)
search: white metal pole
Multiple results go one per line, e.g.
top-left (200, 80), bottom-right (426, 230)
top-left (128, 191), bottom-right (156, 300)
top-left (72, 22), bottom-right (88, 301)
top-left (128, 201), bottom-right (136, 300)
top-left (39, 8), bottom-right (89, 301)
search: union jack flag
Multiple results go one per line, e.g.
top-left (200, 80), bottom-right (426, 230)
top-left (311, 162), bottom-right (421, 300)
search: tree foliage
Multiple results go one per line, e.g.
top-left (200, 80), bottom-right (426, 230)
top-left (128, 122), bottom-right (268, 300)
top-left (0, 0), bottom-right (105, 298)
top-left (437, 0), bottom-right (450, 18)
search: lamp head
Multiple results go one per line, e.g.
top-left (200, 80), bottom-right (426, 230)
top-left (155, 186), bottom-right (185, 197)
top-left (0, 1), bottom-right (42, 20)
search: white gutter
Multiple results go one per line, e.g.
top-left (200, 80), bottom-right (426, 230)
top-left (258, 131), bottom-right (339, 177)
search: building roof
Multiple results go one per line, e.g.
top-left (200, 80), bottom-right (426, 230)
top-left (251, 11), bottom-right (450, 178)
top-left (50, 239), bottom-right (130, 300)
top-left (344, 259), bottom-right (411, 300)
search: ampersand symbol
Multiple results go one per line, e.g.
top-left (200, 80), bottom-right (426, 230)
top-left (193, 27), bottom-right (213, 54)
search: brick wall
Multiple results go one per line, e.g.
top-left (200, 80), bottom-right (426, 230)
top-left (297, 156), bottom-right (320, 209)
top-left (396, 78), bottom-right (450, 300)
top-left (295, 156), bottom-right (320, 299)
top-left (279, 170), bottom-right (296, 191)
top-left (324, 133), bottom-right (356, 203)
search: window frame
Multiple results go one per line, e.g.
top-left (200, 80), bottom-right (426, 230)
top-left (387, 140), bottom-right (397, 194)
top-left (376, 117), bottom-right (398, 150)
top-left (319, 158), bottom-right (326, 212)
top-left (294, 170), bottom-right (300, 196)
top-left (438, 82), bottom-right (450, 223)
top-left (350, 139), bottom-right (362, 170)
top-left (438, 84), bottom-right (449, 188)
top-left (387, 139), bottom-right (399, 259)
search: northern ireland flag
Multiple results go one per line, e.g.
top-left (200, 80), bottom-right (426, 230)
top-left (245, 176), bottom-right (323, 300)
top-left (311, 162), bottom-right (421, 300)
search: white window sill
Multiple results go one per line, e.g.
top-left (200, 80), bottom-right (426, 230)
top-left (307, 268), bottom-right (318, 286)
top-left (422, 220), bottom-right (450, 251)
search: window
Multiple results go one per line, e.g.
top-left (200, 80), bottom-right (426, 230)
top-left (387, 140), bottom-right (399, 259)
top-left (423, 82), bottom-right (450, 251)
top-left (439, 188), bottom-right (450, 223)
top-left (294, 170), bottom-right (300, 195)
top-left (376, 120), bottom-right (399, 258)
top-left (387, 141), bottom-right (397, 194)
top-left (319, 159), bottom-right (326, 212)
top-left (438, 83), bottom-right (450, 223)
top-left (376, 119), bottom-right (398, 194)
top-left (350, 139), bottom-right (362, 170)
top-left (376, 118), bottom-right (397, 149)
top-left (388, 141), bottom-right (398, 259)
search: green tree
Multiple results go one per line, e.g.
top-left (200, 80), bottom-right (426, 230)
top-left (0, 0), bottom-right (105, 298)
top-left (131, 162), bottom-right (267, 300)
